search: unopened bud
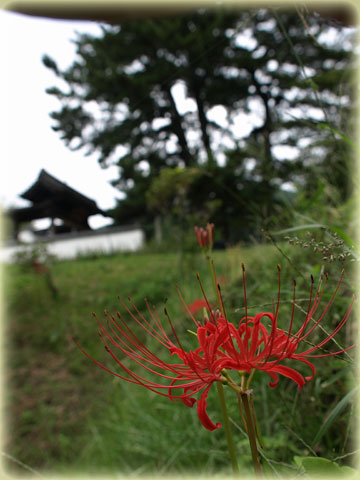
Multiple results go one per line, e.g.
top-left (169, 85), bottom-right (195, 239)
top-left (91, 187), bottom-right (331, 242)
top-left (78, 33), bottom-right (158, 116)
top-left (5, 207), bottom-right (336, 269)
top-left (194, 224), bottom-right (215, 249)
top-left (201, 230), bottom-right (208, 247)
top-left (207, 223), bottom-right (215, 248)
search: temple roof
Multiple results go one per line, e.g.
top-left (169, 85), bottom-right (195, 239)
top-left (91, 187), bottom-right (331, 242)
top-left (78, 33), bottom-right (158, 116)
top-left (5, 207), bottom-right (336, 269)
top-left (9, 169), bottom-right (110, 230)
top-left (20, 169), bottom-right (103, 213)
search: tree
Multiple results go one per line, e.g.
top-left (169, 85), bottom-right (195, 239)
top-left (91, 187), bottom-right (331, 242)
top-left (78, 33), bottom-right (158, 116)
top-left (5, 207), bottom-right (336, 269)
top-left (43, 7), bottom-right (355, 240)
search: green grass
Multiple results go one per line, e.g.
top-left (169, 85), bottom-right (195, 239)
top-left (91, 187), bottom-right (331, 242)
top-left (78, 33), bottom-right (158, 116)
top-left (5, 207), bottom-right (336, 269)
top-left (2, 243), bottom-right (357, 476)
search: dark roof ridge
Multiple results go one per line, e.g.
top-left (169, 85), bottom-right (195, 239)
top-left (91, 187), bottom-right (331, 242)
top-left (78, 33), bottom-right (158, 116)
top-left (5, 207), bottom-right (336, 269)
top-left (20, 169), bottom-right (107, 215)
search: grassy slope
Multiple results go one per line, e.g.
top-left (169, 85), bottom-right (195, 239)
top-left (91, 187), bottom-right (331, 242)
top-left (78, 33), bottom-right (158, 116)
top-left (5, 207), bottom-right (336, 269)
top-left (2, 245), bottom-right (357, 476)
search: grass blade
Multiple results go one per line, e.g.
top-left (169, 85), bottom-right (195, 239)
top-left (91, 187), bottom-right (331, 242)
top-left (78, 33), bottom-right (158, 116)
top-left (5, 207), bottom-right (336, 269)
top-left (311, 386), bottom-right (359, 447)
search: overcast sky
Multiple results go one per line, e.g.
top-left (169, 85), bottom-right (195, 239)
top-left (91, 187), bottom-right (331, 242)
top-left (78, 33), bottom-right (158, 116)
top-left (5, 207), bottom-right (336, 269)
top-left (0, 9), bottom-right (120, 229)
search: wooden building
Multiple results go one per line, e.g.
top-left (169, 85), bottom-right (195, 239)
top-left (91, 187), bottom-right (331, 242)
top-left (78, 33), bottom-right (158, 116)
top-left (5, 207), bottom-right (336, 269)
top-left (8, 169), bottom-right (111, 239)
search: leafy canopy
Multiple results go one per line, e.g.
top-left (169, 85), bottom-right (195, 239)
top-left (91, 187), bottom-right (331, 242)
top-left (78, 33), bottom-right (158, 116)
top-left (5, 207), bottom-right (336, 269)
top-left (43, 8), bottom-right (355, 239)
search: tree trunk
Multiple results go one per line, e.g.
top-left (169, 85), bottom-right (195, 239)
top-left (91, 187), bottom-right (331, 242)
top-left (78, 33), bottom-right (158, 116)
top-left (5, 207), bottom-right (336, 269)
top-left (192, 81), bottom-right (215, 166)
top-left (251, 71), bottom-right (274, 181)
top-left (154, 215), bottom-right (162, 245)
top-left (164, 85), bottom-right (195, 167)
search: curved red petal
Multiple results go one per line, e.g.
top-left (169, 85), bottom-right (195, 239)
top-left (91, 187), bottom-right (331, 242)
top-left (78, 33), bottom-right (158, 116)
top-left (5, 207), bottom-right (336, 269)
top-left (268, 364), bottom-right (306, 389)
top-left (266, 370), bottom-right (279, 388)
top-left (290, 355), bottom-right (316, 381)
top-left (182, 397), bottom-right (197, 407)
top-left (197, 383), bottom-right (221, 431)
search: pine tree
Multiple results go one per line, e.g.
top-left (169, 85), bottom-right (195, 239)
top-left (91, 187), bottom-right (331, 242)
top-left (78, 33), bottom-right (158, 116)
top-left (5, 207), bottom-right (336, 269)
top-left (43, 7), bottom-right (355, 239)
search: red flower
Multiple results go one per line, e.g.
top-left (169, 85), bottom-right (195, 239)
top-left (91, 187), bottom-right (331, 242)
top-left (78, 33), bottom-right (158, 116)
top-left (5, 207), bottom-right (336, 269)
top-left (73, 297), bottom-right (224, 431)
top-left (212, 266), bottom-right (356, 391)
top-left (74, 267), bottom-right (356, 432)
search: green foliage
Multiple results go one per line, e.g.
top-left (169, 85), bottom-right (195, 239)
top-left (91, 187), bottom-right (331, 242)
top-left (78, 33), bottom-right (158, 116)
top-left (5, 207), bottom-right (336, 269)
top-left (42, 7), bottom-right (355, 240)
top-left (146, 167), bottom-right (202, 214)
top-left (311, 386), bottom-right (359, 448)
top-left (4, 10), bottom-right (357, 473)
top-left (11, 242), bottom-right (57, 268)
top-left (294, 456), bottom-right (358, 477)
top-left (3, 240), bottom-right (357, 476)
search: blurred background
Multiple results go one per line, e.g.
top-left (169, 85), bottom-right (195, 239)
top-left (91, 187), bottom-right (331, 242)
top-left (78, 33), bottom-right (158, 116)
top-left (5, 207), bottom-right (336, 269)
top-left (1, 2), bottom-right (358, 477)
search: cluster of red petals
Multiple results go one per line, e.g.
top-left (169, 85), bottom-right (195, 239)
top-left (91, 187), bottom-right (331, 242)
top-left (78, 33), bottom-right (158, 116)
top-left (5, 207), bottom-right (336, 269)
top-left (74, 270), bottom-right (356, 432)
top-left (73, 297), bottom-right (225, 431)
top-left (194, 223), bottom-right (214, 249)
top-left (220, 270), bottom-right (356, 392)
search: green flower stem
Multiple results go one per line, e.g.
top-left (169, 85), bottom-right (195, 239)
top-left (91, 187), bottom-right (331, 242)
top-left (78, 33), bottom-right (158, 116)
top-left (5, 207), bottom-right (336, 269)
top-left (216, 381), bottom-right (239, 475)
top-left (246, 368), bottom-right (256, 389)
top-left (239, 391), bottom-right (262, 477)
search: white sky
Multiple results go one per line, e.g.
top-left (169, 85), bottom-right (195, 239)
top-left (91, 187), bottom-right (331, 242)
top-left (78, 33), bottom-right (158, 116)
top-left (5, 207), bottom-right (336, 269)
top-left (0, 10), bottom-right (120, 229)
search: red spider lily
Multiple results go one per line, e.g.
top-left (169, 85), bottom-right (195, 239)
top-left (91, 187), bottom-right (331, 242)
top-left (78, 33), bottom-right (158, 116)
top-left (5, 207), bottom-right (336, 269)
top-left (194, 223), bottom-right (214, 249)
top-left (73, 297), bottom-right (227, 431)
top-left (74, 266), bottom-right (356, 432)
top-left (213, 266), bottom-right (356, 391)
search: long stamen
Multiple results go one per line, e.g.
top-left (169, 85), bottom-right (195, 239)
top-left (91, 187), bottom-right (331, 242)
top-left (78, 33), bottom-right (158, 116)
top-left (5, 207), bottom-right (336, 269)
top-left (307, 272), bottom-right (328, 321)
top-left (294, 273), bottom-right (325, 342)
top-left (300, 294), bottom-right (356, 356)
top-left (294, 274), bottom-right (315, 341)
top-left (176, 285), bottom-right (201, 328)
top-left (263, 265), bottom-right (281, 363)
top-left (218, 283), bottom-right (242, 368)
top-left (242, 263), bottom-right (250, 358)
top-left (210, 261), bottom-right (225, 320)
top-left (164, 307), bottom-right (185, 352)
top-left (299, 270), bottom-right (344, 343)
top-left (217, 283), bottom-right (227, 320)
top-left (103, 312), bottom-right (192, 377)
top-left (108, 313), bottom-right (185, 373)
top-left (144, 299), bottom-right (173, 341)
top-left (307, 275), bottom-right (315, 316)
top-left (272, 278), bottom-right (297, 364)
top-left (118, 296), bottom-right (169, 346)
top-left (275, 264), bottom-right (281, 321)
top-left (197, 272), bottom-right (218, 326)
top-left (164, 308), bottom-right (213, 384)
top-left (74, 336), bottom-right (205, 399)
top-left (282, 278), bottom-right (296, 356)
top-left (127, 296), bottom-right (166, 340)
top-left (242, 263), bottom-right (248, 320)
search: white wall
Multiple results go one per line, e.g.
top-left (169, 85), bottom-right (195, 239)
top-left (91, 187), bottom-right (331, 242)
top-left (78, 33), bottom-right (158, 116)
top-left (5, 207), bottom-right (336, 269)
top-left (0, 227), bottom-right (144, 263)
